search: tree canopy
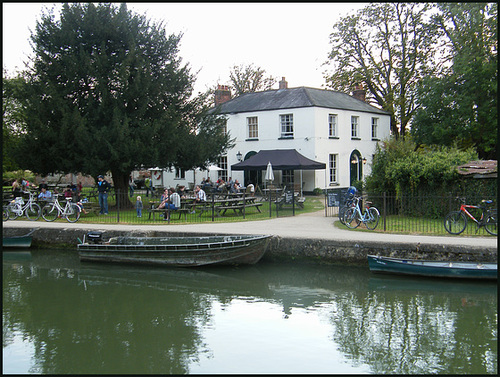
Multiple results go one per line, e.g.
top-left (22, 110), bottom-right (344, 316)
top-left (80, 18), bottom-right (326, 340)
top-left (228, 63), bottom-right (276, 95)
top-left (11, 3), bottom-right (232, 203)
top-left (325, 3), bottom-right (439, 139)
top-left (411, 3), bottom-right (497, 159)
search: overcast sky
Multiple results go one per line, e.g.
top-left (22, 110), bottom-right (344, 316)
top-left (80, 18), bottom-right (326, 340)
top-left (2, 2), bottom-right (367, 94)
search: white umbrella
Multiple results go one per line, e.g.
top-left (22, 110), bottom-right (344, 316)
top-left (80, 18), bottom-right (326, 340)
top-left (265, 161), bottom-right (274, 182)
top-left (208, 164), bottom-right (222, 171)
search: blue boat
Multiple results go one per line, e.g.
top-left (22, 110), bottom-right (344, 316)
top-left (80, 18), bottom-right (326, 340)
top-left (367, 255), bottom-right (497, 280)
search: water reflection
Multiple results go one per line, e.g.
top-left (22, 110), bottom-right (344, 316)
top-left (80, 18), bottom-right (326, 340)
top-left (3, 249), bottom-right (497, 374)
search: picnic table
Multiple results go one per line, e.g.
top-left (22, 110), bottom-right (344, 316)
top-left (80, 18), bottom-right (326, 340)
top-left (196, 195), bottom-right (262, 217)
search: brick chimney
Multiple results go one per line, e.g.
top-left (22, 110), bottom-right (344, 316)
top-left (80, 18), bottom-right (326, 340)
top-left (279, 77), bottom-right (288, 90)
top-left (352, 84), bottom-right (366, 102)
top-left (214, 85), bottom-right (231, 106)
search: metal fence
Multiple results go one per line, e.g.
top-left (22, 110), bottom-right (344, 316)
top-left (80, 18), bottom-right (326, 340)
top-left (324, 189), bottom-right (497, 236)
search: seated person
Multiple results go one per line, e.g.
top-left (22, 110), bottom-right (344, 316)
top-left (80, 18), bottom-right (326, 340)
top-left (38, 187), bottom-right (52, 201)
top-left (63, 185), bottom-right (73, 200)
top-left (176, 185), bottom-right (187, 198)
top-left (157, 188), bottom-right (170, 209)
top-left (247, 182), bottom-right (255, 197)
top-left (163, 187), bottom-right (181, 220)
top-left (190, 185), bottom-right (206, 214)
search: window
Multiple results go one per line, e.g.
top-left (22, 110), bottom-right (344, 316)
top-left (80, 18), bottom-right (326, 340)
top-left (175, 168), bottom-right (185, 179)
top-left (247, 117), bottom-right (258, 139)
top-left (329, 154), bottom-right (338, 184)
top-left (371, 117), bottom-right (379, 139)
top-left (328, 114), bottom-right (338, 138)
top-left (351, 116), bottom-right (359, 138)
top-left (218, 156), bottom-right (228, 181)
top-left (280, 114), bottom-right (294, 138)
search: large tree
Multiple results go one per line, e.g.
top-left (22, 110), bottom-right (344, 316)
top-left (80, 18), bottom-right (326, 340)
top-left (228, 63), bottom-right (276, 95)
top-left (13, 3), bottom-right (231, 206)
top-left (324, 3), bottom-right (439, 139)
top-left (411, 3), bottom-right (497, 159)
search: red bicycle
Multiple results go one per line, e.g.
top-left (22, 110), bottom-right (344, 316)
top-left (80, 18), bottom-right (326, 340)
top-left (444, 197), bottom-right (497, 236)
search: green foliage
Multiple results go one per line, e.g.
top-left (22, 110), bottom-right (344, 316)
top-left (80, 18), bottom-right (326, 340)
top-left (10, 3), bottom-right (232, 204)
top-left (325, 3), bottom-right (439, 138)
top-left (411, 3), bottom-right (497, 159)
top-left (365, 137), bottom-right (478, 197)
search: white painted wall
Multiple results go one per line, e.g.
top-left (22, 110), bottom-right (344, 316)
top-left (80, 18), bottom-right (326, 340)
top-left (149, 105), bottom-right (390, 192)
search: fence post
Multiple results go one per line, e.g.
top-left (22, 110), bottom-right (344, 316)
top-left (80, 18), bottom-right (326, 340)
top-left (383, 192), bottom-right (386, 232)
top-left (116, 188), bottom-right (120, 223)
top-left (211, 189), bottom-right (215, 222)
top-left (242, 190), bottom-right (246, 219)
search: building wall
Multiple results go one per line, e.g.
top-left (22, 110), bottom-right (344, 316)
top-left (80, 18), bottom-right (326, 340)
top-left (153, 105), bottom-right (390, 192)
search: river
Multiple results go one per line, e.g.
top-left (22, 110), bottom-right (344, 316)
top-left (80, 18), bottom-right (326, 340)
top-left (3, 248), bottom-right (497, 374)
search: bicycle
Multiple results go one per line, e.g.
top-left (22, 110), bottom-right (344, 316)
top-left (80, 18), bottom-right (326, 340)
top-left (342, 196), bottom-right (380, 230)
top-left (338, 193), bottom-right (356, 226)
top-left (41, 195), bottom-right (81, 223)
top-left (3, 204), bottom-right (9, 221)
top-left (6, 191), bottom-right (41, 221)
top-left (444, 197), bottom-right (497, 236)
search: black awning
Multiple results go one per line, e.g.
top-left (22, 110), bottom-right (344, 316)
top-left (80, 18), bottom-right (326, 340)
top-left (231, 149), bottom-right (326, 171)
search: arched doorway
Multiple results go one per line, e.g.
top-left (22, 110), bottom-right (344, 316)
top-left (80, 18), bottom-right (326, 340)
top-left (349, 150), bottom-right (363, 186)
top-left (243, 151), bottom-right (261, 187)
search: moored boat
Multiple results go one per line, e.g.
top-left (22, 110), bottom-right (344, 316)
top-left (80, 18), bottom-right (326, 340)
top-left (3, 228), bottom-right (37, 248)
top-left (77, 232), bottom-right (272, 267)
top-left (367, 255), bottom-right (497, 280)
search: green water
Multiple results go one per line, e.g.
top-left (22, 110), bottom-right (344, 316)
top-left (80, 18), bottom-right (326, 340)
top-left (3, 249), bottom-right (497, 374)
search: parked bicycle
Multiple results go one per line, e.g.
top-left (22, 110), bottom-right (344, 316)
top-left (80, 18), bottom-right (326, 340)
top-left (342, 196), bottom-right (380, 230)
top-left (3, 204), bottom-right (9, 221)
top-left (6, 191), bottom-right (41, 221)
top-left (41, 195), bottom-right (81, 223)
top-left (338, 193), bottom-right (356, 225)
top-left (444, 197), bottom-right (497, 236)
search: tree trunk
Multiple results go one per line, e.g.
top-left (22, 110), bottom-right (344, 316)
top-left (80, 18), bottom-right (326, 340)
top-left (111, 170), bottom-right (134, 209)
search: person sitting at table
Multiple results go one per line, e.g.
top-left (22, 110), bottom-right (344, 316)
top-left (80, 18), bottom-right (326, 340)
top-left (247, 182), bottom-right (255, 197)
top-left (163, 187), bottom-right (181, 220)
top-left (38, 186), bottom-right (52, 201)
top-left (231, 179), bottom-right (242, 193)
top-left (157, 188), bottom-right (170, 209)
top-left (64, 185), bottom-right (73, 200)
top-left (190, 185), bottom-right (206, 214)
top-left (176, 185), bottom-right (187, 198)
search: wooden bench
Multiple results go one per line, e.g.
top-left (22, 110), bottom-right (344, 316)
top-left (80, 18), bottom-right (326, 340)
top-left (213, 202), bottom-right (263, 216)
top-left (147, 207), bottom-right (190, 221)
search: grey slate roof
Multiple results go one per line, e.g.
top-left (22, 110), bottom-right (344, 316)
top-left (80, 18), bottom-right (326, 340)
top-left (216, 87), bottom-right (390, 115)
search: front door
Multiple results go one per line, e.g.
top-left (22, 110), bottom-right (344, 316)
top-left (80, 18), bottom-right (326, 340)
top-left (349, 150), bottom-right (362, 186)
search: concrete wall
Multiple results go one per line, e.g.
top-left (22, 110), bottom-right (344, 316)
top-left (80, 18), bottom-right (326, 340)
top-left (4, 227), bottom-right (496, 266)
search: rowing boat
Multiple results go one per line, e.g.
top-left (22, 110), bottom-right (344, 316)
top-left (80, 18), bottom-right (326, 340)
top-left (3, 228), bottom-right (37, 248)
top-left (78, 233), bottom-right (272, 267)
top-left (367, 255), bottom-right (497, 280)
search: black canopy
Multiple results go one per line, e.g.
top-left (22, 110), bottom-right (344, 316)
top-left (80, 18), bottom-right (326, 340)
top-left (231, 149), bottom-right (326, 171)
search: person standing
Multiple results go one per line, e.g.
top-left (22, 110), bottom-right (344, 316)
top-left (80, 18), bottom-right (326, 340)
top-left (129, 176), bottom-right (135, 198)
top-left (145, 176), bottom-right (151, 197)
top-left (136, 196), bottom-right (143, 217)
top-left (97, 175), bottom-right (111, 215)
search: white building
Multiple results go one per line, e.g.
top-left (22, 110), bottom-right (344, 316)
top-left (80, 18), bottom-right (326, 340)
top-left (152, 78), bottom-right (391, 193)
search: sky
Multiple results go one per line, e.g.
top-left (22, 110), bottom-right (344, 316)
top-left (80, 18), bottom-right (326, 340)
top-left (2, 2), bottom-right (367, 94)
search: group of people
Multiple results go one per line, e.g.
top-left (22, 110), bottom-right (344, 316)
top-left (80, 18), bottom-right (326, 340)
top-left (201, 177), bottom-right (247, 194)
top-left (147, 184), bottom-right (207, 220)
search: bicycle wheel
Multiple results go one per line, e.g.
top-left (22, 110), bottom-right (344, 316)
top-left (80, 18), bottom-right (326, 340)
top-left (484, 210), bottom-right (497, 236)
top-left (338, 205), bottom-right (349, 225)
top-left (444, 211), bottom-right (467, 235)
top-left (8, 203), bottom-right (19, 220)
top-left (364, 207), bottom-right (380, 230)
top-left (343, 208), bottom-right (361, 229)
top-left (65, 204), bottom-right (81, 223)
top-left (3, 207), bottom-right (9, 221)
top-left (25, 203), bottom-right (41, 221)
top-left (42, 203), bottom-right (59, 222)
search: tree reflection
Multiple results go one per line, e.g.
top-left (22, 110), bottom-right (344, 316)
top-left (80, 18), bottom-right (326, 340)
top-left (329, 279), bottom-right (497, 374)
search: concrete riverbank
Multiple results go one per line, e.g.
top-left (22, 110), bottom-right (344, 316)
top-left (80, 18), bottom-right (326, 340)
top-left (3, 210), bottom-right (497, 265)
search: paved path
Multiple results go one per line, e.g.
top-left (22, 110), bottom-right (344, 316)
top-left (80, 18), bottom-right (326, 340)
top-left (4, 210), bottom-right (497, 249)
